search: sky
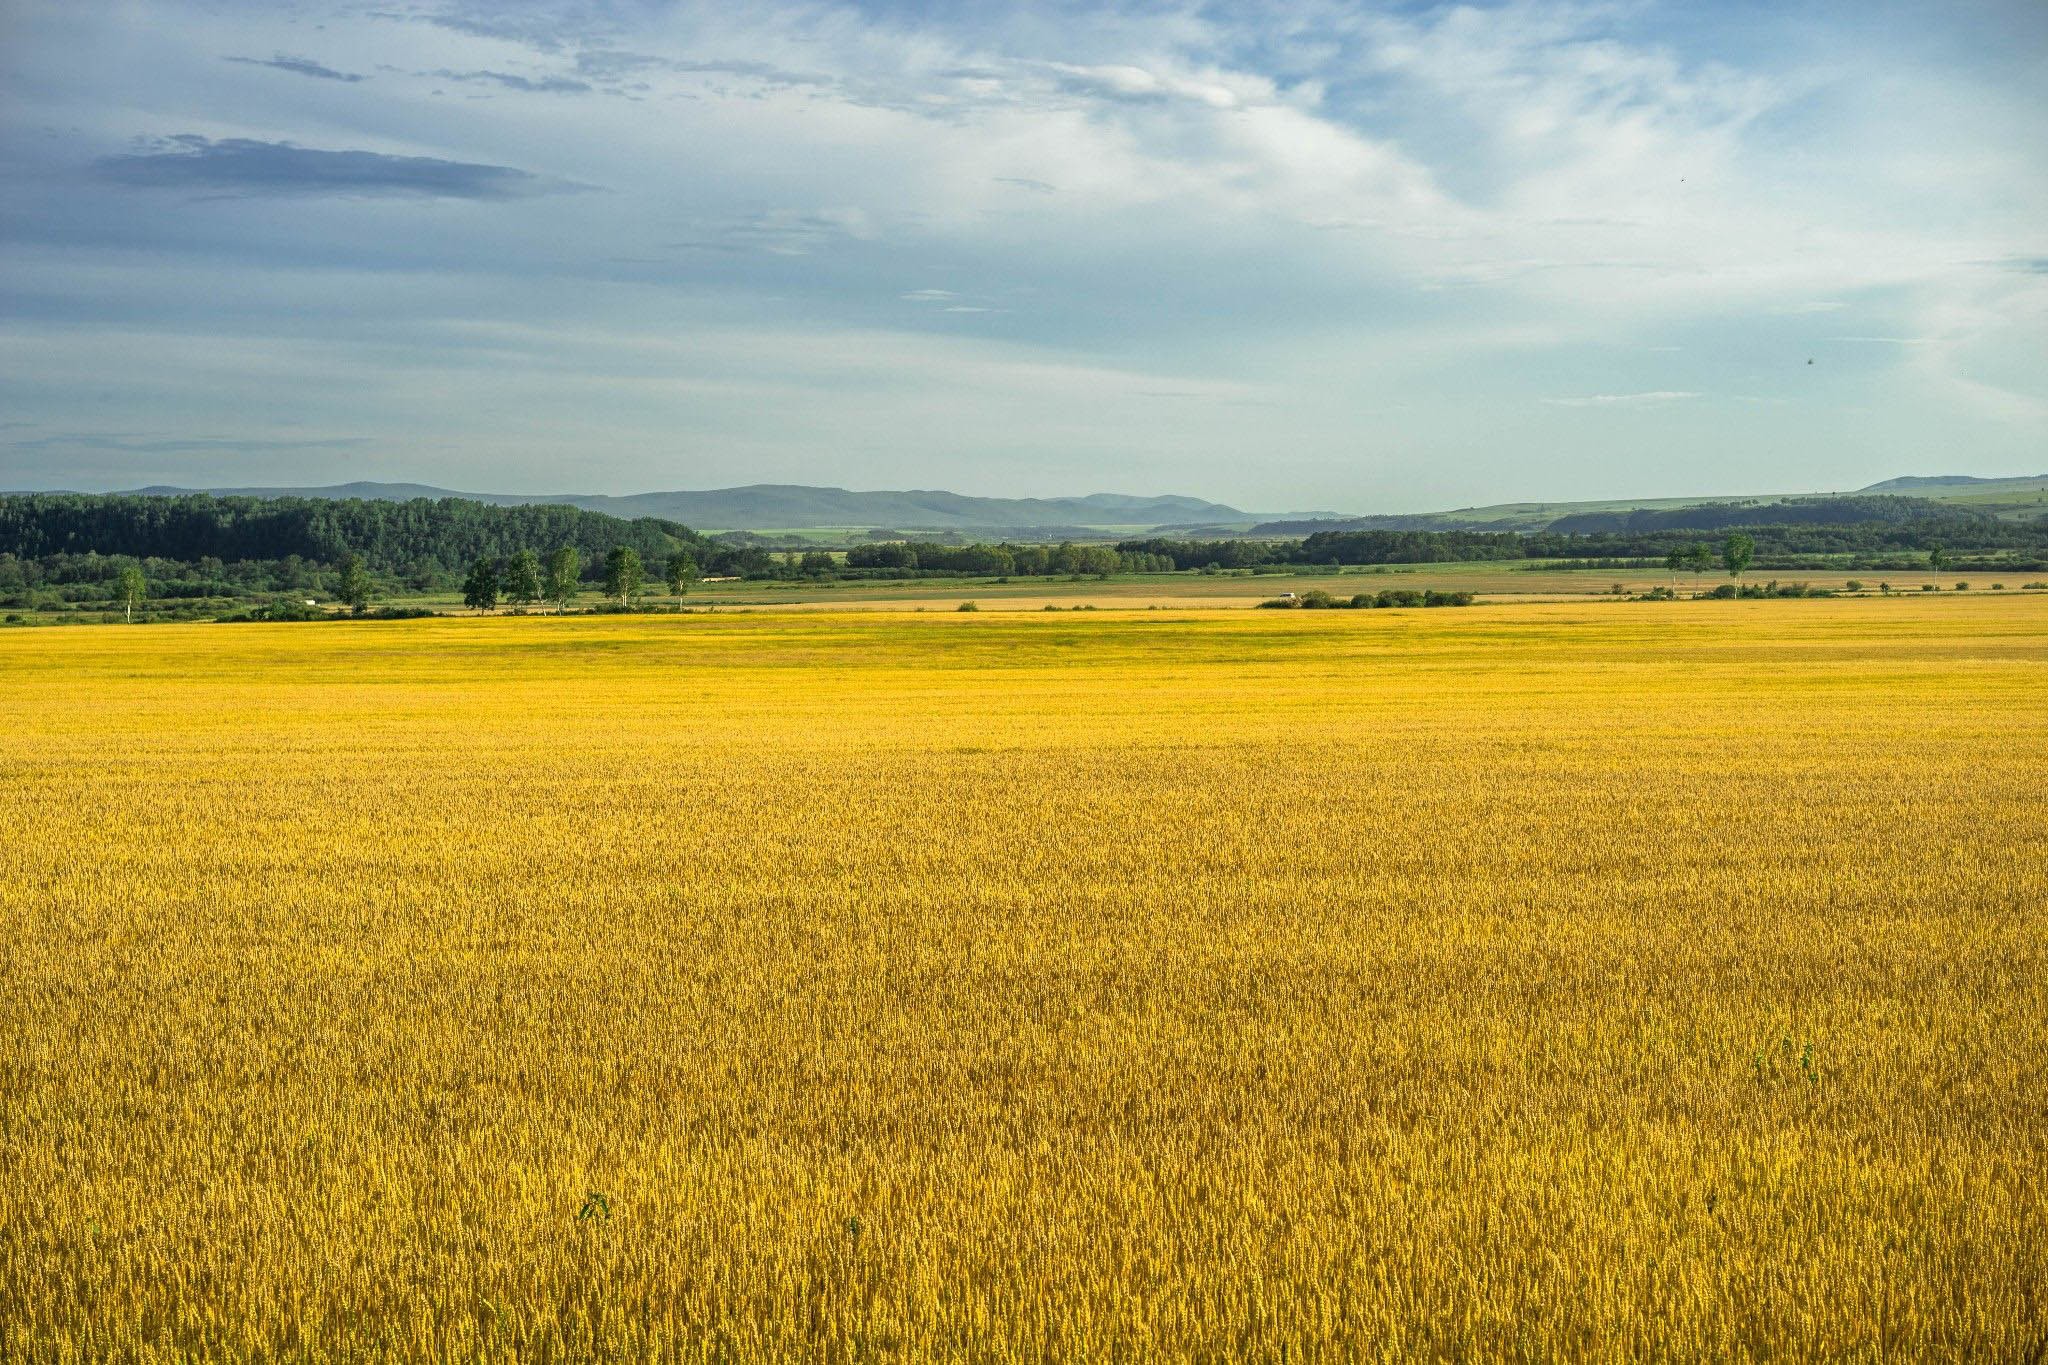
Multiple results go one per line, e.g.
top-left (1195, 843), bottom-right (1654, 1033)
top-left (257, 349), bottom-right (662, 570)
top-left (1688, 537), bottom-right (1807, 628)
top-left (1, 0), bottom-right (2043, 512)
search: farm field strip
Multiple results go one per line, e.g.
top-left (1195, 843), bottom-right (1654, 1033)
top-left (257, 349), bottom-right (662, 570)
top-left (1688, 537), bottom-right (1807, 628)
top-left (2, 597), bottom-right (2044, 1361)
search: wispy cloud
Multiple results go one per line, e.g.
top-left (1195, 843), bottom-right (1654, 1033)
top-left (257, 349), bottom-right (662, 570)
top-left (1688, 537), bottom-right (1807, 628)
top-left (668, 208), bottom-right (873, 257)
top-left (431, 69), bottom-right (592, 95)
top-left (1043, 62), bottom-right (1257, 110)
top-left (903, 288), bottom-right (1005, 317)
top-left (1541, 391), bottom-right (1702, 408)
top-left (95, 136), bottom-right (595, 199)
top-left (223, 54), bottom-right (366, 83)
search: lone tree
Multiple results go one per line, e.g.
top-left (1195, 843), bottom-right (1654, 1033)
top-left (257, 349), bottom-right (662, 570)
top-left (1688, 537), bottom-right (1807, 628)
top-left (462, 557), bottom-right (500, 614)
top-left (665, 550), bottom-right (699, 603)
top-left (116, 564), bottom-right (147, 623)
top-left (603, 545), bottom-right (644, 606)
top-left (545, 547), bottom-right (580, 614)
top-left (338, 553), bottom-right (372, 615)
top-left (1722, 533), bottom-right (1755, 587)
top-left (1927, 543), bottom-right (1950, 573)
top-left (502, 548), bottom-right (542, 606)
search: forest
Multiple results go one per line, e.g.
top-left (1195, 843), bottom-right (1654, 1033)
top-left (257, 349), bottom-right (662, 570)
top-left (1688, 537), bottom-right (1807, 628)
top-left (0, 493), bottom-right (802, 603)
top-left (2, 491), bottom-right (2043, 617)
top-left (1122, 503), bottom-right (2048, 572)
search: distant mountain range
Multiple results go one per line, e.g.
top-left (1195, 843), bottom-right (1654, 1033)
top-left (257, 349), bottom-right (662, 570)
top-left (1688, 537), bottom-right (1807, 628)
top-left (1240, 474), bottom-right (2048, 535)
top-left (113, 482), bottom-right (1299, 532)
top-left (64, 472), bottom-right (2047, 535)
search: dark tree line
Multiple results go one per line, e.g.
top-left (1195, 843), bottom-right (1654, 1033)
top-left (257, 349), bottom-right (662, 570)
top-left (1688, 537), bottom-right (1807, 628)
top-left (844, 541), bottom-right (1175, 576)
top-left (1121, 511), bottom-right (2048, 573)
top-left (0, 494), bottom-right (707, 576)
top-left (1542, 495), bottom-right (1979, 534)
top-left (1248, 494), bottom-right (1990, 537)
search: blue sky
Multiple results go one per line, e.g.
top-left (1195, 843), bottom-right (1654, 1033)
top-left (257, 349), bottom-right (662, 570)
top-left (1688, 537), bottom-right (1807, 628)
top-left (1, 0), bottom-right (2042, 510)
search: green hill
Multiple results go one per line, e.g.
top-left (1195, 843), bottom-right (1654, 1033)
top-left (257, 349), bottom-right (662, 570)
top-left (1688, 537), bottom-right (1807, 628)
top-left (117, 483), bottom-right (1266, 533)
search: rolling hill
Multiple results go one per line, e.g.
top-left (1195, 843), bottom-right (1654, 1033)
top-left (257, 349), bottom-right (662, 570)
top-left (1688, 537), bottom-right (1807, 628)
top-left (1857, 474), bottom-right (2048, 494)
top-left (117, 483), bottom-right (1267, 532)
top-left (86, 472), bottom-right (2048, 537)
top-left (1242, 474), bottom-right (2048, 536)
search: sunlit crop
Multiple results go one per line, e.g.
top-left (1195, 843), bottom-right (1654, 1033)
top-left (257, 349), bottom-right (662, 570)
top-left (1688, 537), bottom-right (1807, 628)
top-left (2, 597), bottom-right (2043, 1361)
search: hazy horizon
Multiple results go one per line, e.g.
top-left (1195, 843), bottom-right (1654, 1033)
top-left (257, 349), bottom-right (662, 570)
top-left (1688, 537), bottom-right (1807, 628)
top-left (7, 471), bottom-right (2045, 520)
top-left (3, 0), bottom-right (2044, 507)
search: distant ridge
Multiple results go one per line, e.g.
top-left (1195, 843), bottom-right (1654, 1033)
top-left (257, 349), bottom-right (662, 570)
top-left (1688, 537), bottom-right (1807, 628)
top-left (114, 482), bottom-right (1275, 531)
top-left (67, 471), bottom-right (2048, 536)
top-left (1240, 474), bottom-right (2048, 536)
top-left (1856, 474), bottom-right (2048, 493)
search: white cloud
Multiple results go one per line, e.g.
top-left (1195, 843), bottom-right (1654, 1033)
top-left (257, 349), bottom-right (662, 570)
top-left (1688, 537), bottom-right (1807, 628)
top-left (1541, 391), bottom-right (1701, 408)
top-left (1044, 61), bottom-right (1263, 109)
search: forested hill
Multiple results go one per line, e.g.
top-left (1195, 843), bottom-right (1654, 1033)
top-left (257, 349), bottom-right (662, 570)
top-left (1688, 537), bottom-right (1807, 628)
top-left (0, 493), bottom-right (709, 576)
top-left (1251, 494), bottom-right (1980, 536)
top-left (1542, 496), bottom-right (1967, 534)
top-left (114, 482), bottom-right (1256, 531)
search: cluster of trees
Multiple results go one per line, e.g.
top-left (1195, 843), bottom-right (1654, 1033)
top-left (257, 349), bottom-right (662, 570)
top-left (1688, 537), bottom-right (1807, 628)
top-left (1702, 581), bottom-right (1832, 599)
top-left (1660, 534), bottom-right (1753, 585)
top-left (1261, 588), bottom-right (1477, 610)
top-left (843, 541), bottom-right (1177, 576)
top-left (458, 546), bottom-right (701, 613)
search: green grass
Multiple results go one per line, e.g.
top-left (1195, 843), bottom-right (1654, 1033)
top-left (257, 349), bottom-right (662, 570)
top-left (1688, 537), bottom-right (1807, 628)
top-left (1925, 478), bottom-right (2048, 520)
top-left (17, 557), bottom-right (2047, 628)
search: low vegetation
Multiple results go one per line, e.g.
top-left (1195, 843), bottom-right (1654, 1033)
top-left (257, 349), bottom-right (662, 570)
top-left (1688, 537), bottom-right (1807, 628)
top-left (1259, 588), bottom-right (1475, 608)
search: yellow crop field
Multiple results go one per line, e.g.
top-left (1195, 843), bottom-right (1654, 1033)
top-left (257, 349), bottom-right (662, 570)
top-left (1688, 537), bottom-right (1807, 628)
top-left (2, 597), bottom-right (2044, 1361)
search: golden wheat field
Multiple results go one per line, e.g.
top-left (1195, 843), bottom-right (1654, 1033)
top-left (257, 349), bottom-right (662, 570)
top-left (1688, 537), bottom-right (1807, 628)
top-left (3, 597), bottom-right (2045, 1362)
